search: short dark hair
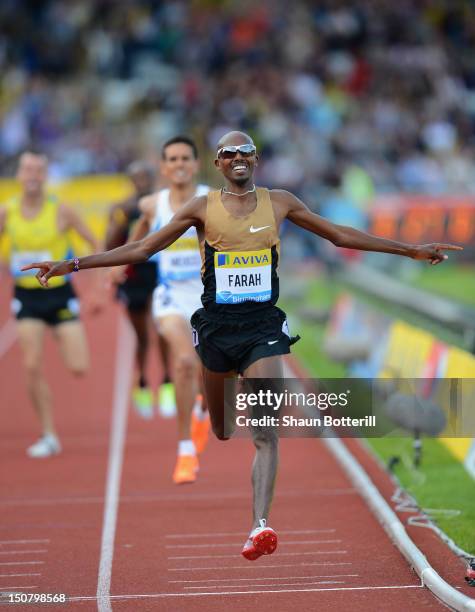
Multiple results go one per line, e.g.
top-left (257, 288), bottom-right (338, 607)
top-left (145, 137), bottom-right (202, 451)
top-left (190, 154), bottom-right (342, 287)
top-left (126, 160), bottom-right (155, 178)
top-left (161, 136), bottom-right (198, 160)
top-left (19, 150), bottom-right (48, 162)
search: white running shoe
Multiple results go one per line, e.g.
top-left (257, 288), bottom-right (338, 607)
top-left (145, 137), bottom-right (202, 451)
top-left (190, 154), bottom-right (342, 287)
top-left (26, 435), bottom-right (62, 458)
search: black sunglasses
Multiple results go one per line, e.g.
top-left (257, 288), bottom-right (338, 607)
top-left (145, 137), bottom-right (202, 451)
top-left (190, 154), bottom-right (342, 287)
top-left (217, 144), bottom-right (257, 159)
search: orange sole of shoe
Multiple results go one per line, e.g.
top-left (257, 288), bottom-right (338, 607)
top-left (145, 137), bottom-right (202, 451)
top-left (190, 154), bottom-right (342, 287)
top-left (173, 474), bottom-right (197, 485)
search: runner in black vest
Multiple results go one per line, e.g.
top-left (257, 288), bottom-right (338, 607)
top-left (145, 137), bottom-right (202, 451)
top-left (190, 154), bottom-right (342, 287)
top-left (105, 161), bottom-right (162, 419)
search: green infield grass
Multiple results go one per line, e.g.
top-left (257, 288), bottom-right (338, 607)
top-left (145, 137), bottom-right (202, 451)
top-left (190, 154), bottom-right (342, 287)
top-left (366, 437), bottom-right (475, 555)
top-left (408, 263), bottom-right (475, 308)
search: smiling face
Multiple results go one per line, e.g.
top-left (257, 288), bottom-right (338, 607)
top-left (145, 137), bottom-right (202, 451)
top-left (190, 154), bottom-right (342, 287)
top-left (214, 132), bottom-right (258, 187)
top-left (161, 142), bottom-right (199, 187)
top-left (17, 153), bottom-right (48, 197)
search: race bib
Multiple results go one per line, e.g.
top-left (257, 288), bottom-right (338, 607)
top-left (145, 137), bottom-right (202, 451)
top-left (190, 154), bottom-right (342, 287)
top-left (10, 251), bottom-right (52, 277)
top-left (214, 248), bottom-right (272, 304)
top-left (160, 235), bottom-right (201, 281)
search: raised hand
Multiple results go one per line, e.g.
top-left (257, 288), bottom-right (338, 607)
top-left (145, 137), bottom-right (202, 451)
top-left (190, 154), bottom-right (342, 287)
top-left (411, 243), bottom-right (464, 265)
top-left (21, 260), bottom-right (72, 287)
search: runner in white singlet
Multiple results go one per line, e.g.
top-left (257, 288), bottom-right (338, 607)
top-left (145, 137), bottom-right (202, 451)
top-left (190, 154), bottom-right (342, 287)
top-left (150, 183), bottom-right (209, 321)
top-left (129, 136), bottom-right (211, 484)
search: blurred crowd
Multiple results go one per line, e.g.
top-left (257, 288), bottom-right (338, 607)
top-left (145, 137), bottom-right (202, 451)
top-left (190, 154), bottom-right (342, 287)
top-left (2, 0), bottom-right (475, 203)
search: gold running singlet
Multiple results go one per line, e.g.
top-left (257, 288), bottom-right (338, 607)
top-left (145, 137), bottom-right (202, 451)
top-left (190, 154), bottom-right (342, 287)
top-left (200, 187), bottom-right (280, 313)
top-left (191, 187), bottom-right (298, 374)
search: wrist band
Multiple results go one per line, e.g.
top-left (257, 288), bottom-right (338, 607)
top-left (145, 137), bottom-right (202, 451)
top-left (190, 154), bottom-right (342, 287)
top-left (72, 257), bottom-right (80, 272)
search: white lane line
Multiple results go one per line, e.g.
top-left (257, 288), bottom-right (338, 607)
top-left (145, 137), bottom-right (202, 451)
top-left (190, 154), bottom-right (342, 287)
top-left (169, 550), bottom-right (348, 560)
top-left (0, 540), bottom-right (49, 545)
top-left (185, 580), bottom-right (346, 590)
top-left (0, 551), bottom-right (47, 555)
top-left (69, 584), bottom-right (424, 601)
top-left (0, 489), bottom-right (355, 508)
top-left (165, 529), bottom-right (336, 539)
top-left (0, 574), bottom-right (41, 578)
top-left (170, 573), bottom-right (359, 584)
top-left (0, 319), bottom-right (16, 359)
top-left (0, 586), bottom-right (38, 590)
top-left (96, 315), bottom-right (134, 612)
top-left (0, 497), bottom-right (103, 507)
top-left (165, 539), bottom-right (341, 549)
top-left (168, 561), bottom-right (352, 572)
top-left (0, 562), bottom-right (44, 567)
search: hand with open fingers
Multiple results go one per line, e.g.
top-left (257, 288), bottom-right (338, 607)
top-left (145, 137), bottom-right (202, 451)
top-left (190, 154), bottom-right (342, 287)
top-left (411, 243), bottom-right (463, 265)
top-left (21, 260), bottom-right (72, 287)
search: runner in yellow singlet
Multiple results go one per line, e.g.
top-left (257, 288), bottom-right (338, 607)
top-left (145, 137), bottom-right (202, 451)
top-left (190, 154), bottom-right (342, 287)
top-left (22, 133), bottom-right (462, 556)
top-left (0, 152), bottom-right (100, 458)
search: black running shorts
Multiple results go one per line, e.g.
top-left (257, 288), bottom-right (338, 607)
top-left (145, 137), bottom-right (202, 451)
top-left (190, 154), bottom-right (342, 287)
top-left (12, 283), bottom-right (80, 326)
top-left (190, 306), bottom-right (300, 374)
top-left (117, 262), bottom-right (157, 312)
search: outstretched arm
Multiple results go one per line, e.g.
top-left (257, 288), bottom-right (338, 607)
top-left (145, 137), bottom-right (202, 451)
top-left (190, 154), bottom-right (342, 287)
top-left (274, 190), bottom-right (462, 264)
top-left (22, 196), bottom-right (205, 286)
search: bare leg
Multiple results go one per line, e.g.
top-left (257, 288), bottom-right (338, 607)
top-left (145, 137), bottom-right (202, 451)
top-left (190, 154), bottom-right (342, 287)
top-left (17, 319), bottom-right (54, 435)
top-left (126, 300), bottom-right (151, 385)
top-left (53, 320), bottom-right (89, 377)
top-left (156, 329), bottom-right (171, 382)
top-left (158, 315), bottom-right (199, 440)
top-left (243, 355), bottom-right (283, 529)
top-left (200, 365), bottom-right (236, 440)
top-left (199, 385), bottom-right (208, 413)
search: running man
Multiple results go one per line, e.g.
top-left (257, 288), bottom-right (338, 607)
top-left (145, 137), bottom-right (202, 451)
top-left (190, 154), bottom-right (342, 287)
top-left (105, 161), bottom-right (160, 419)
top-left (0, 151), bottom-right (100, 457)
top-left (22, 132), bottom-right (462, 556)
top-left (132, 136), bottom-right (211, 484)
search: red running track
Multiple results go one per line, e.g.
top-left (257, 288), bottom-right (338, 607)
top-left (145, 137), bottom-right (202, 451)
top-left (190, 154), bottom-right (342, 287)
top-left (0, 283), bottom-right (444, 611)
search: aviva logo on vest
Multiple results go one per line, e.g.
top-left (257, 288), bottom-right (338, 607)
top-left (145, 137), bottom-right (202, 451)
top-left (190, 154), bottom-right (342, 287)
top-left (215, 248), bottom-right (271, 269)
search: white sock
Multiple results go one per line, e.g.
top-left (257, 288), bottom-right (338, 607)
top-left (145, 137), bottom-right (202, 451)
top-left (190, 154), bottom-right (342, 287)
top-left (178, 439), bottom-right (196, 456)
